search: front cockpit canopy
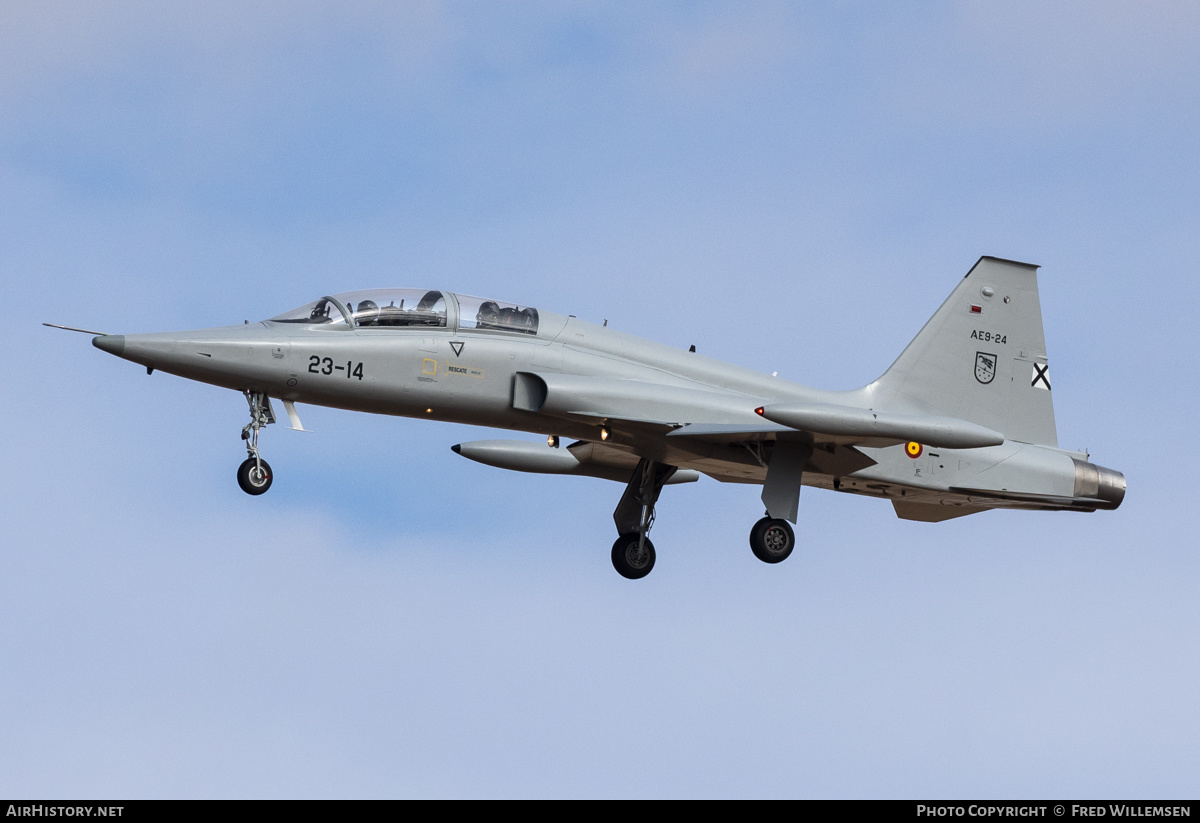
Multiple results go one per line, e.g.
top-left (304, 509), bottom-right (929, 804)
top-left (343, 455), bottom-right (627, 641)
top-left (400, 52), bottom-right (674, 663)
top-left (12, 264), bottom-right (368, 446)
top-left (342, 289), bottom-right (447, 327)
top-left (268, 289), bottom-right (538, 335)
top-left (270, 289), bottom-right (447, 328)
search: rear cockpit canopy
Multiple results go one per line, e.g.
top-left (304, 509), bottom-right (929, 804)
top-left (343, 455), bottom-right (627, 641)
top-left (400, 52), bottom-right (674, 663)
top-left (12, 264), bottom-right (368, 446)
top-left (455, 294), bottom-right (538, 335)
top-left (268, 289), bottom-right (538, 335)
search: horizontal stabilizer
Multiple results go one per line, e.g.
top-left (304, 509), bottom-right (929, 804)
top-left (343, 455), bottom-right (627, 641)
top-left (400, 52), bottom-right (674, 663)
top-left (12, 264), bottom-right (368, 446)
top-left (759, 402), bottom-right (1004, 449)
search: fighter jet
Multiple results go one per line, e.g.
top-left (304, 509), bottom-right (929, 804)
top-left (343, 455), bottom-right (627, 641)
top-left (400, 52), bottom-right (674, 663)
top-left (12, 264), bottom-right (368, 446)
top-left (56, 256), bottom-right (1124, 579)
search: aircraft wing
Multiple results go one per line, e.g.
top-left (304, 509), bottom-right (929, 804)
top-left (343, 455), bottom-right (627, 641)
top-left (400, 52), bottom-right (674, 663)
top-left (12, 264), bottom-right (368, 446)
top-left (509, 372), bottom-right (884, 482)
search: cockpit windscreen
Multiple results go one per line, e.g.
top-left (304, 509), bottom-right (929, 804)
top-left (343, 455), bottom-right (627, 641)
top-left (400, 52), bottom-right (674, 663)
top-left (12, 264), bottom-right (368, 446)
top-left (269, 297), bottom-right (350, 325)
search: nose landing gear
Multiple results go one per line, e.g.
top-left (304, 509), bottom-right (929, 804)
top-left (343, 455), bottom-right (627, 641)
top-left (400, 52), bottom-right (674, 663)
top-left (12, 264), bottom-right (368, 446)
top-left (237, 457), bottom-right (273, 495)
top-left (238, 390), bottom-right (274, 495)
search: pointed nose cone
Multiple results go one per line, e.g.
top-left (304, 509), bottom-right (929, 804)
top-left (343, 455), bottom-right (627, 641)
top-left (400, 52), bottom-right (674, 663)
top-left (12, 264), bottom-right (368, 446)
top-left (86, 324), bottom-right (291, 390)
top-left (92, 334), bottom-right (126, 356)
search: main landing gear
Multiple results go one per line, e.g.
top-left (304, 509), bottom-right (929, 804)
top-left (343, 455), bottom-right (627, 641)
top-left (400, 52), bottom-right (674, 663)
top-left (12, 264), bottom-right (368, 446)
top-left (237, 390), bottom-right (274, 495)
top-left (611, 533), bottom-right (655, 580)
top-left (611, 458), bottom-right (676, 579)
top-left (606, 461), bottom-right (802, 578)
top-left (749, 515), bottom-right (795, 564)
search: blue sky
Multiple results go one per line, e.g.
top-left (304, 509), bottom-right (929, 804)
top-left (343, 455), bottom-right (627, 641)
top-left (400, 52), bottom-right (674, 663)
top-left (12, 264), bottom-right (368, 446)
top-left (2, 1), bottom-right (1198, 797)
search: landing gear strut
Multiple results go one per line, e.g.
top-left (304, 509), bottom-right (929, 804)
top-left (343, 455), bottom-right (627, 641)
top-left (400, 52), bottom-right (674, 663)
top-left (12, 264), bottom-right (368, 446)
top-left (611, 458), bottom-right (676, 579)
top-left (749, 515), bottom-right (795, 564)
top-left (237, 390), bottom-right (274, 495)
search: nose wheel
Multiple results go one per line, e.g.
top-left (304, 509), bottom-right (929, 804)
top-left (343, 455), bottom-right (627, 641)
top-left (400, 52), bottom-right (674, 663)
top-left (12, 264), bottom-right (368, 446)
top-left (238, 390), bottom-right (275, 496)
top-left (750, 516), bottom-right (795, 564)
top-left (237, 457), bottom-right (273, 495)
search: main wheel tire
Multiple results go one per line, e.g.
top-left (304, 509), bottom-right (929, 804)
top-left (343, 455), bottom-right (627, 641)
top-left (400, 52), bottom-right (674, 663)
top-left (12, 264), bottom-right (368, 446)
top-left (611, 533), bottom-right (656, 579)
top-left (237, 457), bottom-right (273, 495)
top-left (750, 516), bottom-right (794, 564)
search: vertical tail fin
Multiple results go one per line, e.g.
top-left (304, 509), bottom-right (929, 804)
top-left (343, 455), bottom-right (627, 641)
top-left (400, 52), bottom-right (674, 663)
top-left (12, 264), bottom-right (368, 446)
top-left (862, 256), bottom-right (1058, 447)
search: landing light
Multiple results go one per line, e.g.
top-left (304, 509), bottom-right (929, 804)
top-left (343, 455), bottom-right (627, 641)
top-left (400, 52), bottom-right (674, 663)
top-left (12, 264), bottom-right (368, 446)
top-left (548, 435), bottom-right (559, 448)
top-left (600, 427), bottom-right (610, 441)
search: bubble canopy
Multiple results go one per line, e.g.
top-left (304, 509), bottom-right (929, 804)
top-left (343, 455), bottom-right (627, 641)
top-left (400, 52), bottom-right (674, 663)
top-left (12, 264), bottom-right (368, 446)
top-left (268, 290), bottom-right (539, 335)
top-left (456, 294), bottom-right (538, 335)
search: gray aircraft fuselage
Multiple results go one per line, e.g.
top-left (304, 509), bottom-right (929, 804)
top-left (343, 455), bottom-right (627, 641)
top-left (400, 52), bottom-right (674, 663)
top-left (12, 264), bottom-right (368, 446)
top-left (82, 260), bottom-right (1125, 577)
